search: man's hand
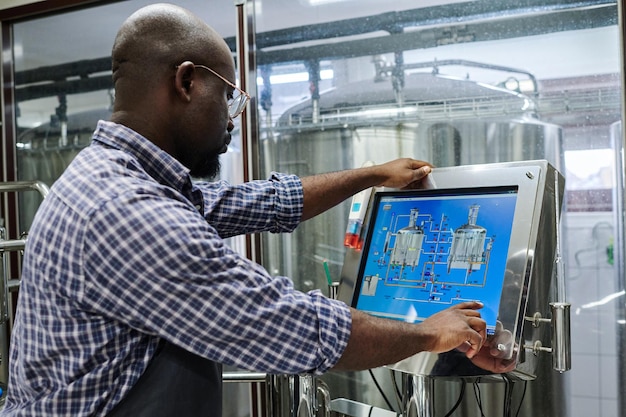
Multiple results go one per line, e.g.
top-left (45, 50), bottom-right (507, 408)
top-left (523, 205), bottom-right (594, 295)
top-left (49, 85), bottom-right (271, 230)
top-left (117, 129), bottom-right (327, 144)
top-left (374, 158), bottom-right (434, 189)
top-left (457, 320), bottom-right (518, 373)
top-left (417, 301), bottom-right (487, 359)
top-left (467, 341), bottom-right (518, 373)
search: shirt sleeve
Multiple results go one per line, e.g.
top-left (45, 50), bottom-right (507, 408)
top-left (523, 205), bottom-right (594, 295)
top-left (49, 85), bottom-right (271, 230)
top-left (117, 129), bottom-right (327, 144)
top-left (80, 188), bottom-right (351, 375)
top-left (195, 172), bottom-right (303, 238)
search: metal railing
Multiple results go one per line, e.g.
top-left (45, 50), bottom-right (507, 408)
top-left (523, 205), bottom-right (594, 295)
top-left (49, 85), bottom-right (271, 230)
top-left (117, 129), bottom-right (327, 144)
top-left (0, 181), bottom-right (50, 389)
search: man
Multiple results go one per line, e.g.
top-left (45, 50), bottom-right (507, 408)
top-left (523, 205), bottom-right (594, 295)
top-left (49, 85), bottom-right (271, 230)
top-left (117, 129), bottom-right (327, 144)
top-left (2, 3), bottom-right (514, 416)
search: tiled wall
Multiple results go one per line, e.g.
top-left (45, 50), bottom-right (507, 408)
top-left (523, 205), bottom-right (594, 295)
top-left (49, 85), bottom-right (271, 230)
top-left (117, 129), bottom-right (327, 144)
top-left (566, 211), bottom-right (619, 417)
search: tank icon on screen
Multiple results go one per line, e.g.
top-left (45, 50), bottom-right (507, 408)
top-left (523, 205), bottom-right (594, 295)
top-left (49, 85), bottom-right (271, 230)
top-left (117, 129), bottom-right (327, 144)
top-left (390, 209), bottom-right (424, 269)
top-left (447, 205), bottom-right (487, 273)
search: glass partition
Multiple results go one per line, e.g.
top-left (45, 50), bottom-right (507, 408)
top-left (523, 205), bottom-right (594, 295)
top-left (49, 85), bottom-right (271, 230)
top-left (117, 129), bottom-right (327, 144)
top-left (252, 1), bottom-right (622, 416)
top-left (11, 0), bottom-right (240, 230)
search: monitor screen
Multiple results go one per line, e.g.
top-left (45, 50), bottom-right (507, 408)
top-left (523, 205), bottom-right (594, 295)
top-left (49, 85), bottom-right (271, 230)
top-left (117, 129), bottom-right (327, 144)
top-left (351, 186), bottom-right (519, 335)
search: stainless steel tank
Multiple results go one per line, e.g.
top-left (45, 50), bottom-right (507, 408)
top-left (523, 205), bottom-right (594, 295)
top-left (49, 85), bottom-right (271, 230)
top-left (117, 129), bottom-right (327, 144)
top-left (259, 70), bottom-right (566, 417)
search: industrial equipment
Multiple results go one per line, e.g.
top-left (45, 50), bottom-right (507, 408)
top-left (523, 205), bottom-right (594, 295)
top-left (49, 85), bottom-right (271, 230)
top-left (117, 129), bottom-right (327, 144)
top-left (280, 160), bottom-right (570, 417)
top-left (260, 62), bottom-right (568, 417)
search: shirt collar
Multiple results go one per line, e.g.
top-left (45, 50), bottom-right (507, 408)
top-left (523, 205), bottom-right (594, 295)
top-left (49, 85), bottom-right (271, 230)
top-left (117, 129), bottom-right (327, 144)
top-left (92, 120), bottom-right (194, 193)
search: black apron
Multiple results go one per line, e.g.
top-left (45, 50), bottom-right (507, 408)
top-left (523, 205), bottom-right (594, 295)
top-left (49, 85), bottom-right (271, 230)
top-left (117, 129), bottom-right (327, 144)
top-left (107, 341), bottom-right (222, 417)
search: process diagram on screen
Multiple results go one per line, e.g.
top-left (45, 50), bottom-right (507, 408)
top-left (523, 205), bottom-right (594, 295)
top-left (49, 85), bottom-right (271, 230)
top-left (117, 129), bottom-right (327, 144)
top-left (355, 189), bottom-right (517, 329)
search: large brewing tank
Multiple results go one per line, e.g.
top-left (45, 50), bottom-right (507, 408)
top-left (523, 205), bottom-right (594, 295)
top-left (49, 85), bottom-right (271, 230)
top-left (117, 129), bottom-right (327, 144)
top-left (260, 69), bottom-right (566, 417)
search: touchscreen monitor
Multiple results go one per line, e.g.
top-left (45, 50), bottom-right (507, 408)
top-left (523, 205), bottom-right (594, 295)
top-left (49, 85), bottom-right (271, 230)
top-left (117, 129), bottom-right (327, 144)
top-left (338, 160), bottom-right (564, 377)
top-left (351, 186), bottom-right (518, 335)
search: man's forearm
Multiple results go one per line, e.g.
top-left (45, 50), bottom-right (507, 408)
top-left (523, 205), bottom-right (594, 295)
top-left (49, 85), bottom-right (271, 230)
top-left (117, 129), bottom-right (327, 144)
top-left (300, 167), bottom-right (380, 221)
top-left (299, 159), bottom-right (432, 221)
top-left (333, 303), bottom-right (488, 371)
top-left (332, 309), bottom-right (431, 370)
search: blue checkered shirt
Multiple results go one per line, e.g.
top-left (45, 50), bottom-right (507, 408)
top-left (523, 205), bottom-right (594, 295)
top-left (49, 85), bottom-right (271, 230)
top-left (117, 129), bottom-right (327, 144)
top-left (2, 120), bottom-right (351, 416)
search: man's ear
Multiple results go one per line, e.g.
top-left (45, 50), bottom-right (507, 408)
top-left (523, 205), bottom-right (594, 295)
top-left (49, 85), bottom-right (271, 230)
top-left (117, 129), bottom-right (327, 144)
top-left (175, 61), bottom-right (195, 102)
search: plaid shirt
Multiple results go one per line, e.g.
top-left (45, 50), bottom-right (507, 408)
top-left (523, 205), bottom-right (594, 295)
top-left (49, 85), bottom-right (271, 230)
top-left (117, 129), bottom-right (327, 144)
top-left (2, 121), bottom-right (351, 416)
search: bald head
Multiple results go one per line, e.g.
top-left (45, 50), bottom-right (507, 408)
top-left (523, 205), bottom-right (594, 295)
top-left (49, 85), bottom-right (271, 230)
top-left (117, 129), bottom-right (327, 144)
top-left (109, 4), bottom-right (236, 178)
top-left (111, 3), bottom-right (231, 109)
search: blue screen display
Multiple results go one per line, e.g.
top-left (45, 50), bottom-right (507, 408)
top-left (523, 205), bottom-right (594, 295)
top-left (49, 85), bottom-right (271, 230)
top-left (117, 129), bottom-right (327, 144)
top-left (352, 186), bottom-right (518, 335)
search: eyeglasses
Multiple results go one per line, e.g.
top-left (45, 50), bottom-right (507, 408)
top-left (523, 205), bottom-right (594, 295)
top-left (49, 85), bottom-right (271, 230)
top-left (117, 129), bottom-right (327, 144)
top-left (182, 63), bottom-right (251, 119)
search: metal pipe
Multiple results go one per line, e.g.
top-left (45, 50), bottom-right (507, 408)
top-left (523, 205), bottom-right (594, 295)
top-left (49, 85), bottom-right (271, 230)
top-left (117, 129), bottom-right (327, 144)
top-left (306, 60), bottom-right (320, 124)
top-left (402, 374), bottom-right (434, 417)
top-left (0, 239), bottom-right (26, 251)
top-left (0, 180), bottom-right (49, 198)
top-left (222, 371), bottom-right (267, 383)
top-left (250, 0), bottom-right (615, 50)
top-left (236, 0), bottom-right (262, 265)
top-left (550, 302), bottom-right (571, 372)
top-left (616, 2), bottom-right (626, 416)
top-left (0, 322), bottom-right (7, 385)
top-left (316, 379), bottom-right (331, 417)
top-left (391, 59), bottom-right (539, 95)
top-left (553, 166), bottom-right (566, 304)
top-left (266, 374), bottom-right (294, 417)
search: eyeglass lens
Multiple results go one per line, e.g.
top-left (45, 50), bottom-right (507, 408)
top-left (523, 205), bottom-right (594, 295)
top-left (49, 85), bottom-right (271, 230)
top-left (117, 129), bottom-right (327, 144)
top-left (229, 93), bottom-right (248, 118)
